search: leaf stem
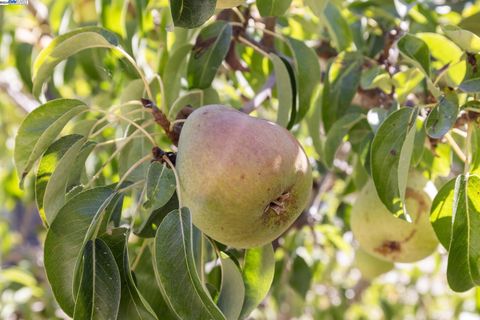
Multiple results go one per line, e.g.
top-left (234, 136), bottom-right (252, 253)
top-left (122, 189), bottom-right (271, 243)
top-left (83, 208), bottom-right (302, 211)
top-left (116, 154), bottom-right (152, 191)
top-left (465, 120), bottom-right (473, 174)
top-left (91, 108), bottom-right (157, 146)
top-left (132, 239), bottom-right (150, 271)
top-left (238, 36), bottom-right (270, 58)
top-left (113, 47), bottom-right (154, 101)
top-left (162, 155), bottom-right (183, 208)
top-left (445, 132), bottom-right (467, 163)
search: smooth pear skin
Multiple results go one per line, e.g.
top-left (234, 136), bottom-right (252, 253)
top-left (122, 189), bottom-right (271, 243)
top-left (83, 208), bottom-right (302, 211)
top-left (354, 248), bottom-right (394, 280)
top-left (216, 0), bottom-right (244, 8)
top-left (351, 172), bottom-right (439, 263)
top-left (176, 105), bottom-right (312, 248)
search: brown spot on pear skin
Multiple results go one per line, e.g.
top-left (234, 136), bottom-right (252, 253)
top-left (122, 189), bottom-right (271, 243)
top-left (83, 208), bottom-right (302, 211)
top-left (405, 187), bottom-right (428, 222)
top-left (262, 191), bottom-right (295, 227)
top-left (374, 229), bottom-right (417, 257)
top-left (375, 240), bottom-right (401, 256)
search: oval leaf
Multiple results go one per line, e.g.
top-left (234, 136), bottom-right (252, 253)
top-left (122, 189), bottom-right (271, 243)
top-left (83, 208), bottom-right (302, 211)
top-left (43, 137), bottom-right (95, 225)
top-left (442, 25), bottom-right (480, 53)
top-left (397, 33), bottom-right (431, 76)
top-left (73, 239), bottom-right (121, 320)
top-left (425, 91), bottom-right (459, 139)
top-left (257, 0), bottom-right (292, 17)
top-left (430, 178), bottom-right (456, 249)
top-left (35, 134), bottom-right (85, 224)
top-left (33, 27), bottom-right (118, 97)
top-left (145, 162), bottom-right (176, 211)
top-left (447, 174), bottom-right (480, 292)
top-left (153, 208), bottom-right (226, 320)
top-left (370, 107), bottom-right (417, 214)
top-left (170, 0), bottom-right (216, 28)
top-left (14, 99), bottom-right (88, 185)
top-left (217, 254), bottom-right (245, 320)
top-left (324, 113), bottom-right (365, 168)
top-left (240, 244), bottom-right (275, 319)
top-left (100, 228), bottom-right (158, 320)
top-left (187, 21), bottom-right (233, 89)
top-left (164, 44), bottom-right (194, 107)
top-left (270, 53), bottom-right (295, 128)
top-left (322, 52), bottom-right (363, 132)
top-left (44, 186), bottom-right (116, 316)
top-left (287, 37), bottom-right (321, 123)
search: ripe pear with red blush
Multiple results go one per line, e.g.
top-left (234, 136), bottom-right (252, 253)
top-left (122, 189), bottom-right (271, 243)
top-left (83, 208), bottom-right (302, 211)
top-left (176, 105), bottom-right (312, 248)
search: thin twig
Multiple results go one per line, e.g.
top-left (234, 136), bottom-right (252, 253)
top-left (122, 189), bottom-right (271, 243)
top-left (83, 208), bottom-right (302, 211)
top-left (445, 133), bottom-right (467, 163)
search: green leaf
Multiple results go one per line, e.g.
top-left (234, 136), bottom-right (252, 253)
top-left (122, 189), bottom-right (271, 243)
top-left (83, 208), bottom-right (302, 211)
top-left (187, 21), bottom-right (232, 89)
top-left (270, 53), bottom-right (295, 128)
top-left (459, 12), bottom-right (480, 37)
top-left (145, 162), bottom-right (176, 211)
top-left (287, 37), bottom-right (321, 123)
top-left (397, 120), bottom-right (417, 218)
top-left (430, 178), bottom-right (456, 249)
top-left (170, 0), bottom-right (216, 28)
top-left (32, 27), bottom-right (118, 97)
top-left (447, 174), bottom-right (480, 292)
top-left (412, 118), bottom-right (426, 166)
top-left (168, 90), bottom-right (204, 121)
top-left (306, 88), bottom-right (324, 159)
top-left (217, 254), bottom-right (245, 320)
top-left (370, 108), bottom-right (417, 214)
top-left (257, 0), bottom-right (292, 17)
top-left (153, 208), bottom-right (226, 320)
top-left (14, 42), bottom-right (33, 91)
top-left (321, 3), bottom-right (353, 52)
top-left (459, 78), bottom-right (480, 93)
top-left (288, 255), bottom-right (312, 298)
top-left (44, 186), bottom-right (116, 316)
top-left (99, 0), bottom-right (127, 38)
top-left (392, 68), bottom-right (425, 104)
top-left (134, 245), bottom-right (177, 320)
top-left (135, 193), bottom-right (179, 238)
top-left (322, 52), bottom-right (363, 132)
top-left (73, 239), bottom-right (121, 320)
top-left (417, 33), bottom-right (465, 86)
top-left (14, 99), bottom-right (88, 186)
top-left (35, 134), bottom-right (84, 224)
top-left (442, 25), bottom-right (480, 53)
top-left (43, 137), bottom-right (95, 225)
top-left (324, 113), bottom-right (365, 168)
top-left (472, 125), bottom-right (480, 175)
top-left (100, 228), bottom-right (158, 320)
top-left (304, 0), bottom-right (328, 17)
top-left (397, 33), bottom-right (431, 76)
top-left (240, 244), bottom-right (275, 319)
top-left (360, 66), bottom-right (392, 92)
top-left (164, 44), bottom-right (193, 108)
top-left (425, 90), bottom-right (459, 139)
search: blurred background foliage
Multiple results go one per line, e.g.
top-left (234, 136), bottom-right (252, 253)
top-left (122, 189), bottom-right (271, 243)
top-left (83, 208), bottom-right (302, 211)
top-left (2, 0), bottom-right (480, 319)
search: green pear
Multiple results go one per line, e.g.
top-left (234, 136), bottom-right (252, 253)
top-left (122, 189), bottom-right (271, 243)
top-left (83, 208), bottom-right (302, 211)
top-left (354, 248), bottom-right (394, 280)
top-left (350, 172), bottom-right (439, 263)
top-left (216, 0), bottom-right (245, 9)
top-left (176, 105), bottom-right (312, 248)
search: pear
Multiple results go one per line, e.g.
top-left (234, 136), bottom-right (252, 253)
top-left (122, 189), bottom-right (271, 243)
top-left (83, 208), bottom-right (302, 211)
top-left (354, 248), bottom-right (394, 280)
top-left (216, 0), bottom-right (245, 9)
top-left (176, 105), bottom-right (312, 248)
top-left (350, 172), bottom-right (438, 263)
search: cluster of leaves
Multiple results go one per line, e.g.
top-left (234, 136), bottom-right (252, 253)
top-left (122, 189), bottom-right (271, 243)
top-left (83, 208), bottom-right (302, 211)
top-left (3, 0), bottom-right (480, 319)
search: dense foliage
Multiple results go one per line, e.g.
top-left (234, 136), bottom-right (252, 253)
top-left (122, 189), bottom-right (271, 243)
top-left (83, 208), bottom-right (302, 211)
top-left (2, 0), bottom-right (480, 319)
